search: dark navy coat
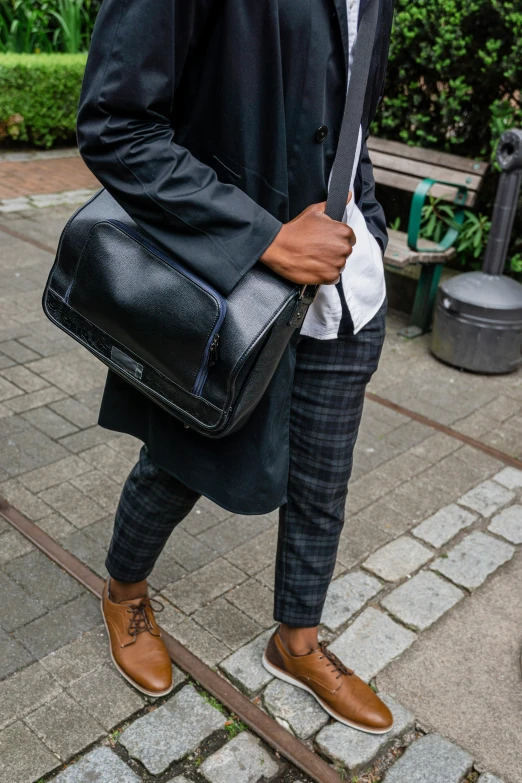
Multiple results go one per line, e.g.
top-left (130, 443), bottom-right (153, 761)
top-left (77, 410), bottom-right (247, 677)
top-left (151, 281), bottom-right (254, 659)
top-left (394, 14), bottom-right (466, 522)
top-left (76, 0), bottom-right (394, 514)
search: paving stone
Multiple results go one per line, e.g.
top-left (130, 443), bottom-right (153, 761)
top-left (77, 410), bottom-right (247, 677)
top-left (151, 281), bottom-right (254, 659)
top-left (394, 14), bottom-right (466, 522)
top-left (193, 598), bottom-right (260, 649)
top-left (220, 628), bottom-right (275, 696)
top-left (477, 775), bottom-right (506, 783)
top-left (60, 425), bottom-right (114, 453)
top-left (0, 477), bottom-right (52, 519)
top-left (37, 512), bottom-right (76, 539)
top-left (227, 578), bottom-right (275, 628)
top-left (0, 567), bottom-right (47, 630)
top-left (162, 557), bottom-right (246, 615)
top-left (4, 548), bottom-right (82, 609)
top-left (315, 693), bottom-right (415, 771)
top-left (412, 504), bottom-right (477, 548)
top-left (79, 443), bottom-right (134, 483)
top-left (25, 691), bottom-right (105, 760)
top-left (225, 527), bottom-right (278, 575)
top-left (262, 678), bottom-right (329, 739)
top-left (14, 592), bottom-right (101, 658)
top-left (83, 515), bottom-right (116, 550)
top-left (18, 455), bottom-right (90, 492)
top-left (431, 531), bottom-right (515, 590)
top-left (4, 384), bottom-right (67, 413)
top-left (0, 661), bottom-right (62, 730)
top-left (50, 397), bottom-right (98, 429)
top-left (381, 570), bottom-right (464, 631)
top-left (321, 569), bottom-right (382, 631)
top-left (23, 405), bottom-right (78, 438)
top-left (180, 504), bottom-right (222, 536)
top-left (68, 663), bottom-right (144, 730)
top-left (145, 549), bottom-right (187, 592)
top-left (40, 625), bottom-right (109, 685)
top-left (70, 470), bottom-right (122, 512)
top-left (39, 481), bottom-right (107, 528)
top-left (197, 513), bottom-right (274, 555)
top-left (457, 480), bottom-right (515, 518)
top-left (0, 338), bottom-right (40, 364)
top-left (493, 466), bottom-right (522, 490)
top-left (0, 720), bottom-right (58, 783)
top-left (166, 778), bottom-right (192, 783)
top-left (119, 684), bottom-right (225, 774)
top-left (1, 365), bottom-right (49, 394)
top-left (200, 731), bottom-right (280, 783)
top-left (330, 608), bottom-right (416, 682)
top-left (61, 529), bottom-right (109, 578)
top-left (0, 528), bottom-right (35, 564)
top-left (358, 499), bottom-right (411, 537)
top-left (170, 617), bottom-right (230, 667)
top-left (0, 627), bottom-right (34, 678)
top-left (336, 515), bottom-right (392, 569)
top-left (488, 505), bottom-right (522, 544)
top-left (383, 733), bottom-right (473, 783)
top-left (362, 536), bottom-right (433, 582)
top-left (164, 527), bottom-right (222, 573)
top-left (51, 746), bottom-right (141, 783)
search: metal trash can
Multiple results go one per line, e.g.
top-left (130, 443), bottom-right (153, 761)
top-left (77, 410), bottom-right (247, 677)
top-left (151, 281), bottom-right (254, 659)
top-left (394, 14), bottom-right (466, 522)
top-left (432, 129), bottom-right (522, 374)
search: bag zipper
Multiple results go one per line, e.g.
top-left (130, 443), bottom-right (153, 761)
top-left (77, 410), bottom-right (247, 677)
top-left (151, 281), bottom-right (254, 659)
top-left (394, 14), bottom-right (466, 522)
top-left (107, 219), bottom-right (227, 396)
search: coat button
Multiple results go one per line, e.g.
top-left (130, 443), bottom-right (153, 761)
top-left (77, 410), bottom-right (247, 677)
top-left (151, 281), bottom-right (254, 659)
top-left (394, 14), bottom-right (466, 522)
top-left (314, 125), bottom-right (329, 143)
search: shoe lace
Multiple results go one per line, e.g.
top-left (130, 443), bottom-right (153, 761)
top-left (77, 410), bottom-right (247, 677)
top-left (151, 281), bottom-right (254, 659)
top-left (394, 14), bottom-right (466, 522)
top-left (318, 642), bottom-right (354, 680)
top-left (123, 597), bottom-right (164, 644)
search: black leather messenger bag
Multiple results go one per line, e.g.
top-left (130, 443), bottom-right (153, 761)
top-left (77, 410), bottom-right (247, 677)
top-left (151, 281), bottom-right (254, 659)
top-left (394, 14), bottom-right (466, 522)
top-left (42, 0), bottom-right (378, 439)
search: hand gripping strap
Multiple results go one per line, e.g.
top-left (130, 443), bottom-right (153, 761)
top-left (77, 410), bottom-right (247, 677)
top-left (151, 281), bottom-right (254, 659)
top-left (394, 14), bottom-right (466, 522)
top-left (325, 0), bottom-right (380, 222)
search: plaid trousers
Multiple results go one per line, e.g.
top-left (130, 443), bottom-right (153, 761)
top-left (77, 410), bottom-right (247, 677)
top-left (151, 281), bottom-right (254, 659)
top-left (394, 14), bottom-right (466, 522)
top-left (106, 301), bottom-right (386, 626)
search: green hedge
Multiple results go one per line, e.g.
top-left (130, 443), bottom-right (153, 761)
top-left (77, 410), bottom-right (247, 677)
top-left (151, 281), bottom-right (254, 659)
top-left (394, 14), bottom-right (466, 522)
top-left (373, 0), bottom-right (522, 160)
top-left (0, 52), bottom-right (86, 148)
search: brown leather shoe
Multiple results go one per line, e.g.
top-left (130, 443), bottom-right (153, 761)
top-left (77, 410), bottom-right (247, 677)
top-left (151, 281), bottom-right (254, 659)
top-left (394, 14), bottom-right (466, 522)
top-left (101, 577), bottom-right (173, 697)
top-left (263, 628), bottom-right (393, 734)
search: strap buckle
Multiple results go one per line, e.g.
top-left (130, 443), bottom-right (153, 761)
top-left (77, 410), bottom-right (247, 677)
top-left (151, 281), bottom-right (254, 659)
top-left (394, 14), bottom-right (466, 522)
top-left (298, 284), bottom-right (319, 304)
top-left (288, 285), bottom-right (319, 328)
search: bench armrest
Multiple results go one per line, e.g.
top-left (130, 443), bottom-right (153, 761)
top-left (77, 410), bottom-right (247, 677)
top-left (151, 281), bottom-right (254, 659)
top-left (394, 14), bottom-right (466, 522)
top-left (407, 177), bottom-right (468, 253)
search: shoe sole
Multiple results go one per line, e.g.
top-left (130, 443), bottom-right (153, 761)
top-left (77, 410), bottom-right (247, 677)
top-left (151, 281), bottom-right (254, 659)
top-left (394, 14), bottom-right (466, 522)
top-left (100, 597), bottom-right (174, 699)
top-left (262, 653), bottom-right (393, 735)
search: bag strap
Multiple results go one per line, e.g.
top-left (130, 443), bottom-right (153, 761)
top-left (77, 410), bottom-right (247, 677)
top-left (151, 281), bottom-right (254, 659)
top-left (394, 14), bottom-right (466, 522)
top-left (289, 0), bottom-right (380, 325)
top-left (326, 0), bottom-right (380, 221)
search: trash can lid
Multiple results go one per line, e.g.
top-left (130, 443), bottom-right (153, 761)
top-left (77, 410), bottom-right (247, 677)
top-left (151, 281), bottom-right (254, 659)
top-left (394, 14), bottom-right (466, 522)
top-left (440, 271), bottom-right (522, 317)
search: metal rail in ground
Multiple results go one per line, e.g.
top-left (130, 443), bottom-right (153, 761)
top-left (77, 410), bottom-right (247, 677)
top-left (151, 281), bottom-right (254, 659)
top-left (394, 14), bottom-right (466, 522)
top-left (366, 392), bottom-right (522, 471)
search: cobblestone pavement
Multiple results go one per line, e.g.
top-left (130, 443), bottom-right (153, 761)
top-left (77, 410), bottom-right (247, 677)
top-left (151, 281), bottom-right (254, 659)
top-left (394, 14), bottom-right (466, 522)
top-left (1, 192), bottom-right (521, 783)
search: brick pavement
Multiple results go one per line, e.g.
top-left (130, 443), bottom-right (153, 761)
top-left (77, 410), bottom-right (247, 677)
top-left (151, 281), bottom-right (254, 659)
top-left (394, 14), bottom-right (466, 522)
top-left (0, 196), bottom-right (521, 782)
top-left (0, 149), bottom-right (98, 201)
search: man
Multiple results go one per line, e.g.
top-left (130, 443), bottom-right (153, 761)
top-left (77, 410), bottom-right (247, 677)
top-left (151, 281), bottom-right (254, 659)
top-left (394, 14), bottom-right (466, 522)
top-left (76, 0), bottom-right (394, 733)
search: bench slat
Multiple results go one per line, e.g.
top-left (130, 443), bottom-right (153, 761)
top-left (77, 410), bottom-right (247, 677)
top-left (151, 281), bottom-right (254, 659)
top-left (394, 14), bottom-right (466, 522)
top-left (374, 167), bottom-right (478, 207)
top-left (368, 136), bottom-right (489, 177)
top-left (384, 229), bottom-right (457, 268)
top-left (371, 150), bottom-right (483, 192)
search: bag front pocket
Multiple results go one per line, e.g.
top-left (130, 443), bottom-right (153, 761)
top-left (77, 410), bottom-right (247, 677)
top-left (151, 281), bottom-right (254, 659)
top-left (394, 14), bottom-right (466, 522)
top-left (67, 220), bottom-right (226, 396)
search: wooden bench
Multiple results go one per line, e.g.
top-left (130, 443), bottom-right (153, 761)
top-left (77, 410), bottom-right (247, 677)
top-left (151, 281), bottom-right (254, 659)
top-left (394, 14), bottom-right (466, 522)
top-left (368, 136), bottom-right (489, 337)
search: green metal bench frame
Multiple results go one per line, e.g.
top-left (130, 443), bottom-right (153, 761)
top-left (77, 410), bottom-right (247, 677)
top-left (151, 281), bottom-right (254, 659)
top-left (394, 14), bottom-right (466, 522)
top-left (399, 178), bottom-right (468, 337)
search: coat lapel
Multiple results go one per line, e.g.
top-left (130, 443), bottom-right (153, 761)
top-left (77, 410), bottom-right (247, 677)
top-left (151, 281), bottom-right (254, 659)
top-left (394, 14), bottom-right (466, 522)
top-left (331, 0), bottom-right (349, 77)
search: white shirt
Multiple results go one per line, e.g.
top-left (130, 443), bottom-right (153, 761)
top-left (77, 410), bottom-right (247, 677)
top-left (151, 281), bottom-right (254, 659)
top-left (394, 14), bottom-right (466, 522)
top-left (300, 0), bottom-right (386, 339)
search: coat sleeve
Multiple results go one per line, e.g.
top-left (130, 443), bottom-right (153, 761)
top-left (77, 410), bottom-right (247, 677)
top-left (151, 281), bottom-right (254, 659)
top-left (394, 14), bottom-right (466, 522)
top-left (76, 0), bottom-right (283, 297)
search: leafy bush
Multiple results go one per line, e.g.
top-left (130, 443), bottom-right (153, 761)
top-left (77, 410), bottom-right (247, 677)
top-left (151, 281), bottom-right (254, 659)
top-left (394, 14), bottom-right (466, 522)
top-left (0, 0), bottom-right (101, 53)
top-left (373, 0), bottom-right (522, 159)
top-left (0, 53), bottom-right (86, 147)
top-left (373, 0), bottom-right (522, 274)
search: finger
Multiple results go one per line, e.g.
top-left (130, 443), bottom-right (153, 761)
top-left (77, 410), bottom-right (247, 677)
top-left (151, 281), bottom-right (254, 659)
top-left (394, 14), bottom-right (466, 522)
top-left (346, 191), bottom-right (353, 205)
